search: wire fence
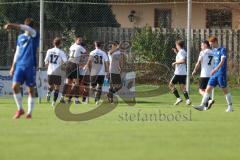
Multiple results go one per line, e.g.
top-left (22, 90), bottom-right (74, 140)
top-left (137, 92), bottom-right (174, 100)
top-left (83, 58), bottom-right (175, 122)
top-left (0, 0), bottom-right (240, 85)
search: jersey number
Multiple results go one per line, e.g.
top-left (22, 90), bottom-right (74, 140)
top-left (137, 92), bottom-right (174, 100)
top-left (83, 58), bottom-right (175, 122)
top-left (50, 54), bottom-right (59, 64)
top-left (208, 56), bottom-right (213, 65)
top-left (93, 55), bottom-right (103, 64)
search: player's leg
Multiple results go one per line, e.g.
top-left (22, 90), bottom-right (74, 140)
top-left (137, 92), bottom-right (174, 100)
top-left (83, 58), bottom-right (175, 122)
top-left (180, 84), bottom-right (191, 105)
top-left (12, 82), bottom-right (25, 119)
top-left (169, 75), bottom-right (182, 105)
top-left (47, 75), bottom-right (54, 103)
top-left (60, 83), bottom-right (67, 103)
top-left (95, 75), bottom-right (104, 104)
top-left (90, 76), bottom-right (97, 101)
top-left (179, 75), bottom-right (191, 105)
top-left (61, 62), bottom-right (75, 103)
top-left (199, 89), bottom-right (205, 96)
top-left (68, 66), bottom-right (79, 103)
top-left (193, 76), bottom-right (216, 111)
top-left (82, 75), bottom-right (90, 104)
top-left (199, 78), bottom-right (207, 96)
top-left (222, 87), bottom-right (233, 112)
top-left (73, 81), bottom-right (80, 104)
top-left (25, 67), bottom-right (37, 119)
top-left (52, 85), bottom-right (60, 107)
top-left (12, 67), bottom-right (25, 119)
top-left (68, 79), bottom-right (74, 103)
top-left (73, 75), bottom-right (83, 104)
top-left (47, 85), bottom-right (53, 102)
top-left (108, 73), bottom-right (122, 103)
top-left (112, 74), bottom-right (123, 93)
top-left (26, 86), bottom-right (35, 119)
top-left (108, 74), bottom-right (115, 103)
top-left (52, 75), bottom-right (61, 107)
top-left (218, 75), bottom-right (233, 112)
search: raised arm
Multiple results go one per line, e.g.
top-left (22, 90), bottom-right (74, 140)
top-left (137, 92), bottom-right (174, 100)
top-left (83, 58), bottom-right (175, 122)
top-left (4, 23), bottom-right (36, 37)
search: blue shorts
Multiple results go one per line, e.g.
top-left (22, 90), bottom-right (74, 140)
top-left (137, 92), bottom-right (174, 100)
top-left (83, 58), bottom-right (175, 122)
top-left (208, 74), bottom-right (227, 88)
top-left (13, 66), bottom-right (36, 87)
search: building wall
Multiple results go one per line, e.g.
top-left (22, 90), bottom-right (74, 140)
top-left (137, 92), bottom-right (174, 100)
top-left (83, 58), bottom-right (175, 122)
top-left (111, 3), bottom-right (240, 29)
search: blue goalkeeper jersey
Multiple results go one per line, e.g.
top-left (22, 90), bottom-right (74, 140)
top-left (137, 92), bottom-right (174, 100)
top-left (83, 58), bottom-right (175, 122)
top-left (212, 47), bottom-right (227, 76)
top-left (15, 33), bottom-right (39, 68)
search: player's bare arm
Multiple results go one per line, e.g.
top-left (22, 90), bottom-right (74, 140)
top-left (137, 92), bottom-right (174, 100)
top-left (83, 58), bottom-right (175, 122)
top-left (84, 58), bottom-right (92, 71)
top-left (211, 57), bottom-right (225, 76)
top-left (172, 48), bottom-right (178, 54)
top-left (4, 23), bottom-right (21, 30)
top-left (104, 61), bottom-right (110, 73)
top-left (192, 59), bottom-right (201, 76)
top-left (4, 23), bottom-right (36, 36)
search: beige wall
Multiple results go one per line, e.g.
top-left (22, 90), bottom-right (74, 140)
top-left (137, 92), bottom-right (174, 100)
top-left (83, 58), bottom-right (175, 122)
top-left (111, 3), bottom-right (240, 29)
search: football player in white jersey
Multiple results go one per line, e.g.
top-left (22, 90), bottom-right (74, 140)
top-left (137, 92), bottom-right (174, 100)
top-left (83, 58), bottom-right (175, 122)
top-left (107, 41), bottom-right (123, 103)
top-left (61, 36), bottom-right (86, 104)
top-left (169, 40), bottom-right (191, 106)
top-left (84, 41), bottom-right (109, 105)
top-left (44, 37), bottom-right (67, 106)
top-left (79, 43), bottom-right (90, 104)
top-left (192, 40), bottom-right (214, 97)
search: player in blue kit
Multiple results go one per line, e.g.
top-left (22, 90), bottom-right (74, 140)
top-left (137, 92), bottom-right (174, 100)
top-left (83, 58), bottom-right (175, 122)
top-left (4, 18), bottom-right (39, 119)
top-left (193, 36), bottom-right (233, 112)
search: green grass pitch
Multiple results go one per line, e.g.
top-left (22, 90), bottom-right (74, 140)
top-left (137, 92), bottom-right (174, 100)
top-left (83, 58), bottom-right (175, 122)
top-left (0, 85), bottom-right (240, 160)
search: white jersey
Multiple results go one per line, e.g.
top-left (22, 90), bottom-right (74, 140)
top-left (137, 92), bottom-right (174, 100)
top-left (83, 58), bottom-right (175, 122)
top-left (199, 49), bottom-right (214, 77)
top-left (174, 49), bottom-right (187, 75)
top-left (89, 48), bottom-right (109, 76)
top-left (68, 43), bottom-right (86, 64)
top-left (109, 49), bottom-right (122, 74)
top-left (80, 53), bottom-right (90, 76)
top-left (44, 47), bottom-right (67, 75)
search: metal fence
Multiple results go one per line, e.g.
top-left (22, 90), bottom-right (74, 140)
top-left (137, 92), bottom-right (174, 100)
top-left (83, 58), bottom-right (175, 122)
top-left (0, 0), bottom-right (240, 84)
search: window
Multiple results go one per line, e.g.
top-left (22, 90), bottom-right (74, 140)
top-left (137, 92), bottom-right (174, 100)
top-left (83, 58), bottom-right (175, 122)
top-left (206, 9), bottom-right (232, 28)
top-left (154, 9), bottom-right (171, 28)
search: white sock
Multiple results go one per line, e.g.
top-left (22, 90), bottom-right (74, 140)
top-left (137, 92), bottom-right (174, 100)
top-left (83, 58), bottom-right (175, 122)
top-left (27, 96), bottom-right (34, 115)
top-left (225, 93), bottom-right (232, 106)
top-left (201, 93), bottom-right (210, 106)
top-left (13, 93), bottom-right (23, 111)
top-left (75, 97), bottom-right (79, 101)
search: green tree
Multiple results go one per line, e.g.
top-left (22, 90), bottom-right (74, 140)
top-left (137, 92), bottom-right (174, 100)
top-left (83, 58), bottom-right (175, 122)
top-left (132, 26), bottom-right (182, 66)
top-left (0, 0), bottom-right (119, 29)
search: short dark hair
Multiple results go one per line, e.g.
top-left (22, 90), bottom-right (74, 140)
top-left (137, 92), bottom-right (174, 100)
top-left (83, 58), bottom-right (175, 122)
top-left (95, 41), bottom-right (102, 48)
top-left (53, 37), bottom-right (61, 47)
top-left (112, 41), bottom-right (119, 46)
top-left (202, 40), bottom-right (210, 48)
top-left (176, 40), bottom-right (185, 48)
top-left (24, 18), bottom-right (34, 27)
top-left (75, 35), bottom-right (82, 39)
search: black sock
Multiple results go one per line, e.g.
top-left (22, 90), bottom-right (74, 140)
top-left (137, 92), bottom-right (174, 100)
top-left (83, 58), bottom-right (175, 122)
top-left (53, 90), bottom-right (59, 102)
top-left (183, 91), bottom-right (189, 100)
top-left (173, 88), bottom-right (180, 98)
top-left (48, 87), bottom-right (53, 95)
